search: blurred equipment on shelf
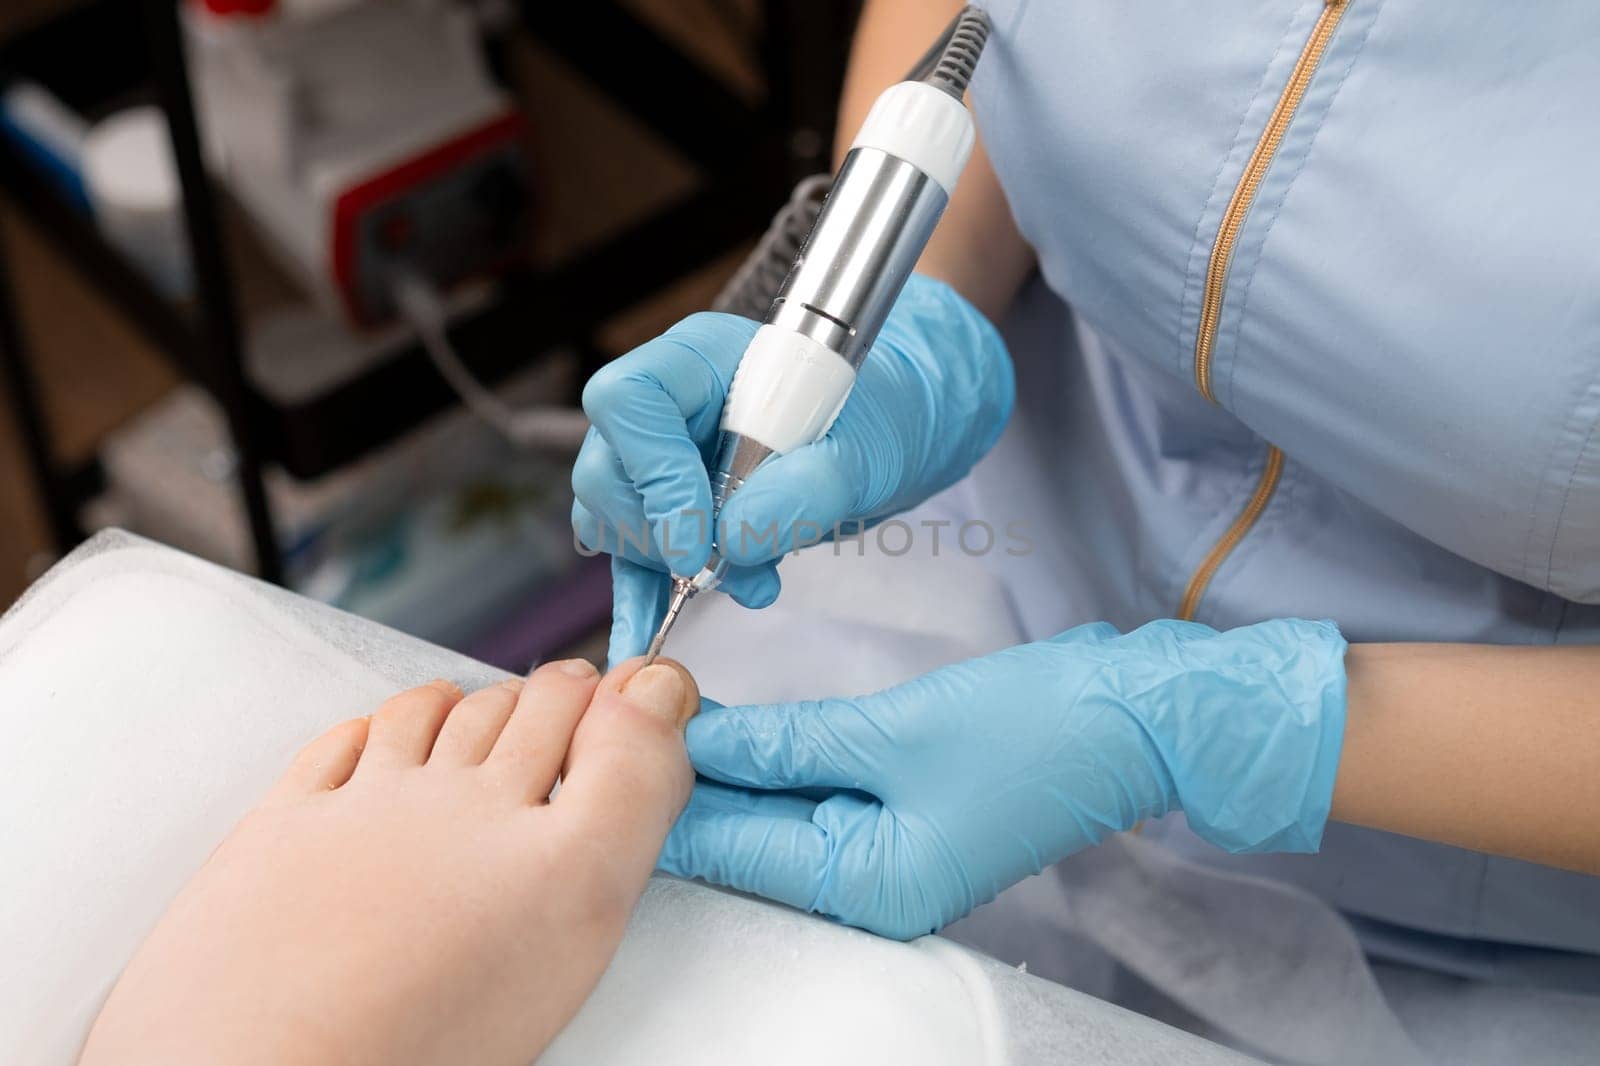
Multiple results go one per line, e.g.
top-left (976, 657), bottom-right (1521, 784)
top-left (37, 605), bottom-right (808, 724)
top-left (184, 0), bottom-right (530, 325)
top-left (82, 105), bottom-right (193, 298)
top-left (0, 0), bottom-right (852, 602)
top-left (0, 83), bottom-right (194, 297)
top-left (0, 80), bottom-right (91, 211)
top-left (95, 346), bottom-right (585, 657)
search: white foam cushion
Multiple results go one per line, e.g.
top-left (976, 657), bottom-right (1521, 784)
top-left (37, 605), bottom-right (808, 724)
top-left (0, 532), bottom-right (1243, 1065)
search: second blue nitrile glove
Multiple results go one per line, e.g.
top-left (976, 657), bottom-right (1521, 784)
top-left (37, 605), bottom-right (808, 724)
top-left (660, 618), bottom-right (1349, 941)
top-left (571, 273), bottom-right (1014, 665)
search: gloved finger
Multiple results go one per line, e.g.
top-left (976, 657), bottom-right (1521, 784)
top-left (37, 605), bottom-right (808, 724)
top-left (663, 788), bottom-right (909, 937)
top-left (681, 778), bottom-right (820, 821)
top-left (582, 372), bottom-right (712, 575)
top-left (713, 341), bottom-right (981, 564)
top-left (722, 563), bottom-right (782, 610)
top-left (822, 276), bottom-right (1016, 519)
top-left (573, 499), bottom-right (659, 571)
top-left (685, 696), bottom-right (886, 792)
top-left (715, 344), bottom-right (959, 565)
top-left (579, 497), bottom-right (779, 598)
top-left (608, 557), bottom-right (671, 667)
top-left (574, 430), bottom-right (784, 613)
top-left (606, 559), bottom-right (783, 668)
top-left (572, 497), bottom-right (605, 556)
top-left (658, 782), bottom-right (831, 913)
top-left (582, 315), bottom-right (760, 575)
top-left (572, 432), bottom-right (672, 569)
top-left (806, 791), bottom-right (928, 938)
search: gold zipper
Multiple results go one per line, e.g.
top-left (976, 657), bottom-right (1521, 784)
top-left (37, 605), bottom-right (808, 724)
top-left (1178, 445), bottom-right (1286, 619)
top-left (1178, 0), bottom-right (1349, 620)
top-left (1193, 0), bottom-right (1349, 403)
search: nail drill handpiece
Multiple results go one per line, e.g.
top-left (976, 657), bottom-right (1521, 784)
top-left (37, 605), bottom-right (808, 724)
top-left (639, 8), bottom-right (991, 665)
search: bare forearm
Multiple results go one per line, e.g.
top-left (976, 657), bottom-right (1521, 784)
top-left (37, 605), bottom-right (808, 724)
top-left (1333, 642), bottom-right (1600, 875)
top-left (837, 0), bottom-right (1034, 322)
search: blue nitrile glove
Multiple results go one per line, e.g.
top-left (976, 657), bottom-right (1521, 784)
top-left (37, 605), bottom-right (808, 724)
top-left (572, 274), bottom-right (1014, 666)
top-left (660, 618), bottom-right (1349, 940)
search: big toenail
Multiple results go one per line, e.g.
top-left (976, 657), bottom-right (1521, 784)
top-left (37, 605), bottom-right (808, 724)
top-left (623, 664), bottom-right (686, 725)
top-left (554, 658), bottom-right (599, 679)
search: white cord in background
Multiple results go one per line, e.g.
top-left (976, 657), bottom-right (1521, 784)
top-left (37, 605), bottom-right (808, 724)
top-left (391, 274), bottom-right (591, 453)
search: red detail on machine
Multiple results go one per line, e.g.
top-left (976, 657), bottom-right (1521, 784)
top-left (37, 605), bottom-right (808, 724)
top-left (197, 0), bottom-right (277, 15)
top-left (329, 110), bottom-right (526, 327)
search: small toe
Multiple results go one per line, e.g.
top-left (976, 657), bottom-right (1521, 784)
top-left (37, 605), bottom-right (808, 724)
top-left (485, 658), bottom-right (601, 801)
top-left (263, 716), bottom-right (371, 804)
top-left (429, 678), bottom-right (524, 766)
top-left (354, 680), bottom-right (462, 775)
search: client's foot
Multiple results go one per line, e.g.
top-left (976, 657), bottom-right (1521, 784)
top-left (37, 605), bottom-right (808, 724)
top-left (79, 657), bottom-right (699, 1066)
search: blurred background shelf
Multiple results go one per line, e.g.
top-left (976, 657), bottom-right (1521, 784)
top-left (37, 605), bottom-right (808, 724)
top-left (0, 0), bottom-right (858, 665)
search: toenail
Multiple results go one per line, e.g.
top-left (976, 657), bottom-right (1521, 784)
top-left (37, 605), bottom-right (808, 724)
top-left (427, 678), bottom-right (463, 696)
top-left (498, 676), bottom-right (525, 692)
top-left (554, 658), bottom-right (599, 679)
top-left (622, 664), bottom-right (687, 725)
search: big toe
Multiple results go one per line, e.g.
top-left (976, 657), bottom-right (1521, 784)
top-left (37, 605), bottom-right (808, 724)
top-left (554, 658), bottom-right (700, 857)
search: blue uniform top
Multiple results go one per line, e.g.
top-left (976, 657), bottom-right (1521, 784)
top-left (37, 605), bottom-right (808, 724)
top-left (964, 0), bottom-right (1600, 960)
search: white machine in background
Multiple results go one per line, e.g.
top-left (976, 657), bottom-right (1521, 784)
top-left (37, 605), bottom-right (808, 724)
top-left (184, 0), bottom-right (529, 326)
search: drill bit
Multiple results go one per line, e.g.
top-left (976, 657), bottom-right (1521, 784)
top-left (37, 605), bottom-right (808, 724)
top-left (641, 578), bottom-right (694, 668)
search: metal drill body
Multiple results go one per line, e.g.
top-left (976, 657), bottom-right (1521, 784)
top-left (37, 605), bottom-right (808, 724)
top-left (695, 148), bottom-right (949, 584)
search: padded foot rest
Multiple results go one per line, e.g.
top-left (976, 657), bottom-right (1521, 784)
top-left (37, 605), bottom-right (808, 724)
top-left (0, 532), bottom-right (1247, 1065)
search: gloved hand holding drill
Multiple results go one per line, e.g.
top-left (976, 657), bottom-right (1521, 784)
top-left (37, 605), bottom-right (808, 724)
top-left (572, 273), bottom-right (1014, 667)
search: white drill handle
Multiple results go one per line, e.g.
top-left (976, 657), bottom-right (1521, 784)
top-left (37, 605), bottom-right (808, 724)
top-left (720, 324), bottom-right (858, 454)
